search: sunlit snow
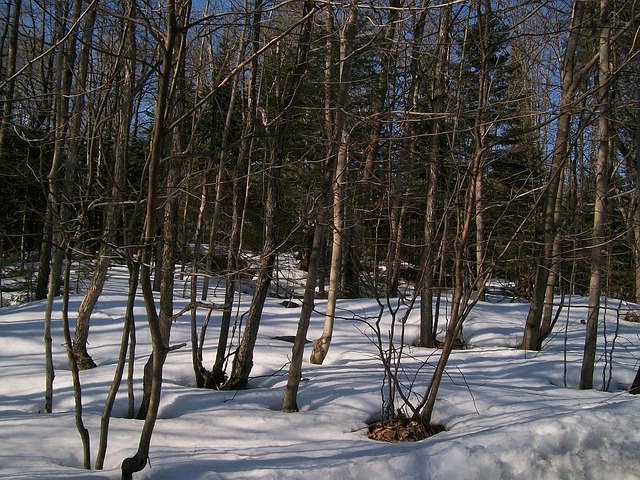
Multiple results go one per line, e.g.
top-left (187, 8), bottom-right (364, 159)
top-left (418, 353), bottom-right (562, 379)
top-left (1, 264), bottom-right (639, 479)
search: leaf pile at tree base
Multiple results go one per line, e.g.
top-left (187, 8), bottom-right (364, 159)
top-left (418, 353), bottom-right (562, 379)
top-left (367, 418), bottom-right (445, 442)
top-left (624, 310), bottom-right (640, 323)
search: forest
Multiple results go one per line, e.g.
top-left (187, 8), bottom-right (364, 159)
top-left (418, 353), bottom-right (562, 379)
top-left (0, 0), bottom-right (639, 478)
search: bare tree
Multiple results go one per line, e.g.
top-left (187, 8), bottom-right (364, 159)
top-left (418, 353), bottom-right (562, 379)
top-left (519, 0), bottom-right (588, 350)
top-left (636, 105), bottom-right (640, 303)
top-left (356, 1), bottom-right (403, 300)
top-left (209, 0), bottom-right (262, 388)
top-left (43, 0), bottom-right (85, 414)
top-left (309, 89), bottom-right (348, 365)
top-left (60, 246), bottom-right (91, 469)
top-left (282, 3), bottom-right (358, 413)
top-left (200, 13), bottom-right (245, 303)
top-left (69, 0), bottom-right (112, 371)
top-left (309, 1), bottom-right (366, 365)
top-left (419, 1), bottom-right (451, 347)
top-left (417, 120), bottom-right (485, 428)
top-left (580, 0), bottom-right (612, 390)
top-left (225, 1), bottom-right (317, 388)
top-left (0, 0), bottom-right (22, 151)
top-left (470, 0), bottom-right (494, 302)
top-left (121, 0), bottom-right (192, 476)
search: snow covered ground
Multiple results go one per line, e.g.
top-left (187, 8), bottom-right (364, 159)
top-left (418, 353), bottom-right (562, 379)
top-left (1, 264), bottom-right (640, 479)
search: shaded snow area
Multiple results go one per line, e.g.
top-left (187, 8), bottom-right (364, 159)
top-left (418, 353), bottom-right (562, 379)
top-left (1, 265), bottom-right (640, 479)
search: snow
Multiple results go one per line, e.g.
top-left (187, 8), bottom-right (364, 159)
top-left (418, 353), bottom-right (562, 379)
top-left (1, 265), bottom-right (640, 479)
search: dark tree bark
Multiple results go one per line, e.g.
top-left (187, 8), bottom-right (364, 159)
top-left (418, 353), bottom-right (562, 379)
top-left (282, 3), bottom-right (357, 413)
top-left (419, 1), bottom-right (451, 348)
top-left (0, 0), bottom-right (22, 150)
top-left (43, 0), bottom-right (84, 414)
top-left (71, 1), bottom-right (115, 371)
top-left (631, 367), bottom-right (640, 394)
top-left (121, 0), bottom-right (191, 477)
top-left (225, 1), bottom-right (317, 388)
top-left (210, 1), bottom-right (263, 387)
top-left (61, 247), bottom-right (91, 469)
top-left (636, 105), bottom-right (640, 303)
top-left (580, 0), bottom-right (611, 390)
top-left (519, 0), bottom-right (587, 350)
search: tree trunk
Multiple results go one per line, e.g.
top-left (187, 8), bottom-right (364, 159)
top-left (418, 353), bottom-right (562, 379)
top-left (43, 243), bottom-right (60, 414)
top-left (539, 169), bottom-right (566, 347)
top-left (310, 2), bottom-right (356, 364)
top-left (225, 1), bottom-right (316, 388)
top-left (519, 0), bottom-right (587, 350)
top-left (631, 365), bottom-right (640, 394)
top-left (48, 0), bottom-right (83, 299)
top-left (126, 261), bottom-right (139, 419)
top-left (201, 25), bottom-right (244, 302)
top-left (281, 217), bottom-right (326, 413)
top-left (418, 1), bottom-right (448, 348)
top-left (43, 0), bottom-right (83, 413)
top-left (61, 247), bottom-right (91, 469)
top-left (218, 0), bottom-right (268, 389)
top-left (418, 129), bottom-right (482, 426)
top-left (121, 1), bottom-right (190, 476)
top-left (580, 0), bottom-right (611, 390)
top-left (210, 0), bottom-right (262, 387)
top-left (471, 0), bottom-right (495, 303)
top-left (96, 260), bottom-right (138, 469)
top-left (634, 97), bottom-right (640, 303)
top-left (73, 1), bottom-right (123, 370)
top-left (0, 0), bottom-right (22, 150)
top-left (282, 3), bottom-right (358, 413)
top-left (387, 197), bottom-right (406, 298)
top-left (353, 0), bottom-right (401, 301)
top-left (35, 214), bottom-right (53, 301)
top-left (310, 116), bottom-right (348, 365)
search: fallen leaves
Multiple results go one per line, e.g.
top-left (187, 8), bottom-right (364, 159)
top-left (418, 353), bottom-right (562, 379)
top-left (367, 418), bottom-right (445, 443)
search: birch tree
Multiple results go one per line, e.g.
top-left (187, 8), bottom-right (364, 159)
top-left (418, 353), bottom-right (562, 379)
top-left (580, 0), bottom-right (611, 389)
top-left (282, 3), bottom-right (358, 413)
top-left (519, 0), bottom-right (588, 350)
top-left (309, 1), bottom-right (366, 365)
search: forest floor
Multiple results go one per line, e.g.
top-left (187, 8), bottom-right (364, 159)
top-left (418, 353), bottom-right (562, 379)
top-left (1, 262), bottom-right (640, 479)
